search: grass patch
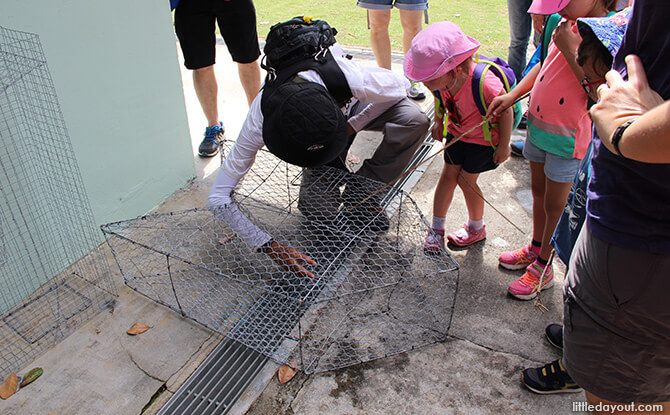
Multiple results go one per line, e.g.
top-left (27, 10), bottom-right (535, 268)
top-left (254, 0), bottom-right (510, 58)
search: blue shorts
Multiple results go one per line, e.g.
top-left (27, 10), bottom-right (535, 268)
top-left (523, 137), bottom-right (581, 183)
top-left (357, 0), bottom-right (428, 11)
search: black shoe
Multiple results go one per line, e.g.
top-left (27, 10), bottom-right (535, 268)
top-left (198, 122), bottom-right (224, 157)
top-left (511, 139), bottom-right (524, 156)
top-left (340, 200), bottom-right (390, 233)
top-left (522, 359), bottom-right (582, 394)
top-left (545, 323), bottom-right (563, 350)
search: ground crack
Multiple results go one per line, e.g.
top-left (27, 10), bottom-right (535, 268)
top-left (165, 334), bottom-right (219, 393)
top-left (447, 333), bottom-right (550, 365)
top-left (118, 336), bottom-right (166, 383)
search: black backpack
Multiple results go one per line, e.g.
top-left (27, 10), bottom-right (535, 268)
top-left (261, 16), bottom-right (353, 107)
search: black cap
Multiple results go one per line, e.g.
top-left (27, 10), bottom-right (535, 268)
top-left (262, 80), bottom-right (348, 167)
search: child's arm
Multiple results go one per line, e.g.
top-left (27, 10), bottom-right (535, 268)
top-left (493, 103), bottom-right (514, 164)
top-left (487, 64), bottom-right (541, 118)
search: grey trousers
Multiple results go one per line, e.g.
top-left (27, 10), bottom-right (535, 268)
top-left (297, 97), bottom-right (429, 219)
top-left (563, 224), bottom-right (670, 403)
top-left (349, 97), bottom-right (430, 184)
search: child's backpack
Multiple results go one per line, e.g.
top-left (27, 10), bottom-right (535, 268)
top-left (471, 54), bottom-right (523, 148)
top-left (261, 16), bottom-right (352, 107)
top-left (432, 54), bottom-right (522, 148)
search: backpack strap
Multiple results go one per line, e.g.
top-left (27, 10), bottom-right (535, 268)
top-left (471, 57), bottom-right (513, 149)
top-left (432, 90), bottom-right (448, 139)
top-left (264, 49), bottom-right (353, 107)
top-left (540, 13), bottom-right (562, 65)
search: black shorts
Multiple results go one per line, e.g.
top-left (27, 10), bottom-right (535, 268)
top-left (443, 138), bottom-right (498, 174)
top-left (175, 0), bottom-right (261, 69)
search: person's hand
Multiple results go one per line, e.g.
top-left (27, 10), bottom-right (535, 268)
top-left (264, 241), bottom-right (317, 278)
top-left (431, 120), bottom-right (445, 141)
top-left (493, 144), bottom-right (511, 164)
top-left (591, 55), bottom-right (664, 150)
top-left (487, 93), bottom-right (515, 118)
top-left (552, 19), bottom-right (581, 58)
top-left (531, 14), bottom-right (545, 34)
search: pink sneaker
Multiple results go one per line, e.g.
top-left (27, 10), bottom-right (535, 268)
top-left (447, 224), bottom-right (486, 247)
top-left (499, 244), bottom-right (538, 270)
top-left (424, 229), bottom-right (445, 254)
top-left (508, 261), bottom-right (554, 300)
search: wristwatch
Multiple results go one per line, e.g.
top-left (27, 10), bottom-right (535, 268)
top-left (610, 119), bottom-right (635, 158)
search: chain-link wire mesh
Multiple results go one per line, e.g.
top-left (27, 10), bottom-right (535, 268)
top-left (103, 138), bottom-right (459, 374)
top-left (0, 26), bottom-right (117, 380)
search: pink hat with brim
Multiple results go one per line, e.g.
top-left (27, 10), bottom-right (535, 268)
top-left (404, 21), bottom-right (480, 83)
top-left (527, 0), bottom-right (571, 15)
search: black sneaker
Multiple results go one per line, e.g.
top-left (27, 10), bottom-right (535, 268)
top-left (522, 359), bottom-right (582, 394)
top-left (198, 122), bottom-right (224, 157)
top-left (545, 323), bottom-right (563, 350)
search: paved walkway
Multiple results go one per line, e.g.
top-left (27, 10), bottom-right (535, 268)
top-left (0, 39), bottom-right (581, 415)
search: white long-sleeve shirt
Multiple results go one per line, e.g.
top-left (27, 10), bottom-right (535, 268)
top-left (207, 48), bottom-right (410, 247)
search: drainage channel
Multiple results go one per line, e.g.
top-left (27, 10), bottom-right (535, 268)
top-left (158, 104), bottom-right (438, 415)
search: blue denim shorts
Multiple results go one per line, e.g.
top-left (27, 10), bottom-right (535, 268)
top-left (522, 137), bottom-right (581, 183)
top-left (357, 0), bottom-right (428, 11)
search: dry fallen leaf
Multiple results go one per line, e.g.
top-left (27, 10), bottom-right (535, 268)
top-left (126, 323), bottom-right (151, 335)
top-left (218, 233), bottom-right (236, 244)
top-left (0, 373), bottom-right (18, 400)
top-left (277, 362), bottom-right (298, 385)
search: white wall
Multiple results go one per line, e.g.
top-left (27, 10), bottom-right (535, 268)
top-left (1, 0), bottom-right (195, 225)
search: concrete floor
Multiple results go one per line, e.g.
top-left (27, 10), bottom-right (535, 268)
top-left (0, 39), bottom-right (583, 415)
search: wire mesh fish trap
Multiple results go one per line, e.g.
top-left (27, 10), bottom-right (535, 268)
top-left (0, 26), bottom-right (117, 380)
top-left (102, 140), bottom-right (459, 374)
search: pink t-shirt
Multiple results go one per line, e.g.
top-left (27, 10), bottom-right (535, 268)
top-left (439, 69), bottom-right (504, 147)
top-left (527, 42), bottom-right (591, 159)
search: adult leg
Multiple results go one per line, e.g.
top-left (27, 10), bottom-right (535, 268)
top-left (368, 9), bottom-right (393, 70)
top-left (398, 9), bottom-right (423, 56)
top-left (355, 98), bottom-right (430, 183)
top-left (506, 0), bottom-right (533, 81)
top-left (193, 65), bottom-right (220, 127)
top-left (237, 60), bottom-right (261, 106)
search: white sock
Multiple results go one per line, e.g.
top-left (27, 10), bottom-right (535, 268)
top-left (432, 216), bottom-right (446, 231)
top-left (468, 218), bottom-right (484, 230)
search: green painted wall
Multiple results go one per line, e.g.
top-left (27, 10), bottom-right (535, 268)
top-left (1, 0), bottom-right (195, 226)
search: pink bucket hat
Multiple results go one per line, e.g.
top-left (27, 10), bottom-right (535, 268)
top-left (527, 0), bottom-right (571, 15)
top-left (404, 21), bottom-right (480, 82)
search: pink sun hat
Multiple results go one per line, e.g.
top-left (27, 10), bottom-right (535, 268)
top-left (404, 21), bottom-right (480, 82)
top-left (527, 0), bottom-right (571, 15)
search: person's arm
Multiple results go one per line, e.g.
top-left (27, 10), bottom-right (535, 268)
top-left (493, 105), bottom-right (514, 164)
top-left (207, 97), bottom-right (317, 278)
top-left (487, 63), bottom-right (540, 118)
top-left (552, 19), bottom-right (585, 84)
top-left (591, 55), bottom-right (669, 163)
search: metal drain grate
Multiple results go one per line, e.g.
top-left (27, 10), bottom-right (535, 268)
top-left (158, 338), bottom-right (268, 415)
top-left (158, 101), bottom-right (438, 415)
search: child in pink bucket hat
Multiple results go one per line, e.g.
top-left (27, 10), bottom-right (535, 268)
top-left (404, 22), bottom-right (514, 252)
